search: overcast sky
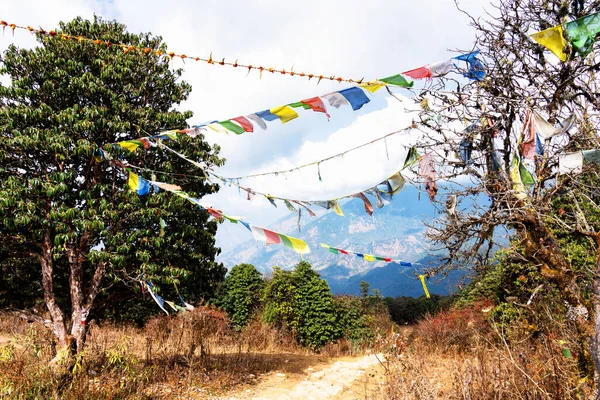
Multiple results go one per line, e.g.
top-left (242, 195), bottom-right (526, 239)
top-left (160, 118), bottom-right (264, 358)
top-left (1, 0), bottom-right (487, 250)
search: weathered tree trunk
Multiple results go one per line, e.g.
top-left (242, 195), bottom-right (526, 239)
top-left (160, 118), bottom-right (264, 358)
top-left (38, 231), bottom-right (70, 351)
top-left (589, 237), bottom-right (600, 391)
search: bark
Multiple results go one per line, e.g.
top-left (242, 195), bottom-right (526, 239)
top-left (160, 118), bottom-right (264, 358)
top-left (590, 235), bottom-right (600, 391)
top-left (37, 230), bottom-right (69, 349)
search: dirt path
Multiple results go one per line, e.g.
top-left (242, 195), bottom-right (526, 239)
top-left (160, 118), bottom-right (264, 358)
top-left (222, 353), bottom-right (386, 400)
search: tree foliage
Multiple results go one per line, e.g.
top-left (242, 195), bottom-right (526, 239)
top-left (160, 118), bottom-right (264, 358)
top-left (220, 263), bottom-right (264, 329)
top-left (0, 16), bottom-right (225, 353)
top-left (262, 262), bottom-right (339, 349)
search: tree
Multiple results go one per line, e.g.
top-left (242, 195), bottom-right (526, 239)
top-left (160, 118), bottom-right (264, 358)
top-left (0, 16), bottom-right (225, 356)
top-left (359, 280), bottom-right (370, 298)
top-left (220, 263), bottom-right (264, 329)
top-left (263, 262), bottom-right (340, 349)
top-left (409, 0), bottom-right (600, 381)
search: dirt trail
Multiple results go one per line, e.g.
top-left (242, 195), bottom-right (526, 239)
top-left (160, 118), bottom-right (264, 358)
top-left (222, 353), bottom-right (386, 400)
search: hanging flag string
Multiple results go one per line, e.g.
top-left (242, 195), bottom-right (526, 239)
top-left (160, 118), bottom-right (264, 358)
top-left (320, 243), bottom-right (421, 266)
top-left (105, 157), bottom-right (312, 255)
top-left (1, 19), bottom-right (384, 85)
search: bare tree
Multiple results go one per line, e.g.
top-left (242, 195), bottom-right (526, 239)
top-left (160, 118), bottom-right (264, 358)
top-left (405, 0), bottom-right (600, 382)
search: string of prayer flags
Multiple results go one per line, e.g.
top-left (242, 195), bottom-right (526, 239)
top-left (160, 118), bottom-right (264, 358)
top-left (320, 243), bottom-right (414, 266)
top-left (122, 168), bottom-right (311, 255)
top-left (419, 275), bottom-right (431, 298)
top-left (402, 54), bottom-right (475, 80)
top-left (531, 11), bottom-right (600, 60)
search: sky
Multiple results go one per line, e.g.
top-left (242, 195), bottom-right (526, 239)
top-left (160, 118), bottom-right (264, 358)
top-left (1, 0), bottom-right (487, 251)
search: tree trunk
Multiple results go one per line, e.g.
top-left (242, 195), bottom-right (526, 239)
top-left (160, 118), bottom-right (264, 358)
top-left (38, 231), bottom-right (70, 350)
top-left (590, 238), bottom-right (600, 391)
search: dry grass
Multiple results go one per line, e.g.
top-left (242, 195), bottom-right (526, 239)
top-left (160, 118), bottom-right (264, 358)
top-left (0, 306), bottom-right (333, 399)
top-left (382, 307), bottom-right (596, 400)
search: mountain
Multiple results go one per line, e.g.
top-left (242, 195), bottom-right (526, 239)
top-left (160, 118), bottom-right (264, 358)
top-left (320, 255), bottom-right (465, 297)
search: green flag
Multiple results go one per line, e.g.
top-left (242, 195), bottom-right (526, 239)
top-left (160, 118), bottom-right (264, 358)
top-left (218, 120), bottom-right (246, 135)
top-left (379, 74), bottom-right (414, 88)
top-left (565, 11), bottom-right (600, 56)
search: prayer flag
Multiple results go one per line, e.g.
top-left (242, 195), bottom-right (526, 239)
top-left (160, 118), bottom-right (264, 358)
top-left (402, 66), bottom-right (432, 79)
top-left (428, 59), bottom-right (455, 77)
top-left (351, 192), bottom-right (374, 216)
top-left (117, 140), bottom-right (146, 152)
top-left (558, 151), bottom-right (583, 174)
top-left (207, 123), bottom-right (230, 134)
top-left (270, 106), bottom-right (299, 123)
top-left (454, 51), bottom-right (486, 80)
top-left (510, 154), bottom-right (528, 200)
top-left (364, 254), bottom-right (375, 262)
top-left (565, 11), bottom-right (600, 56)
top-left (278, 234), bottom-right (311, 254)
top-left (250, 226), bottom-right (281, 245)
top-left (232, 116), bottom-right (254, 132)
top-left (531, 25), bottom-right (569, 61)
top-left (379, 74), bottom-right (414, 88)
top-left (322, 92), bottom-right (350, 108)
top-left (247, 114), bottom-right (268, 130)
top-left (403, 147), bottom-right (420, 170)
top-left (331, 200), bottom-right (344, 216)
top-left (358, 82), bottom-right (385, 93)
top-left (419, 275), bottom-right (431, 298)
top-left (219, 120), bottom-right (246, 135)
top-left (146, 283), bottom-right (169, 315)
top-left (128, 171), bottom-right (150, 195)
top-left (301, 97), bottom-right (330, 117)
top-left (519, 159), bottom-right (535, 186)
top-left (338, 87), bottom-right (371, 111)
top-left (256, 109), bottom-right (279, 122)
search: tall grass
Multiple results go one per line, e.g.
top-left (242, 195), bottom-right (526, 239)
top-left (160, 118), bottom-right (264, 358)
top-left (383, 305), bottom-right (595, 399)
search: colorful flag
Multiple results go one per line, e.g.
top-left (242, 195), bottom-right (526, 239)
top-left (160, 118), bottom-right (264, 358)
top-left (278, 234), bottom-right (311, 254)
top-left (301, 97), bottom-right (330, 117)
top-left (231, 116), bottom-right (254, 132)
top-left (419, 275), bottom-right (431, 298)
top-left (270, 106), bottom-right (299, 123)
top-left (250, 226), bottom-right (281, 245)
top-left (331, 200), bottom-right (344, 216)
top-left (322, 92), bottom-right (350, 108)
top-left (255, 109), bottom-right (279, 122)
top-left (351, 192), bottom-right (374, 216)
top-left (565, 11), bottom-right (600, 56)
top-left (128, 171), bottom-right (150, 195)
top-left (338, 87), bottom-right (371, 111)
top-left (531, 25), bottom-right (569, 61)
top-left (246, 114), bottom-right (268, 130)
top-left (402, 66), bottom-right (432, 79)
top-left (358, 82), bottom-right (385, 93)
top-left (379, 74), bottom-right (414, 87)
top-left (218, 120), bottom-right (246, 135)
top-left (117, 139), bottom-right (147, 152)
top-left (207, 123), bottom-right (230, 134)
top-left (510, 154), bottom-right (528, 200)
top-left (454, 51), bottom-right (485, 81)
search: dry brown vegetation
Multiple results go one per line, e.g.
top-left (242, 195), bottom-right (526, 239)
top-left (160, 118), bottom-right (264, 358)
top-left (0, 304), bottom-right (385, 399)
top-left (382, 306), bottom-right (596, 400)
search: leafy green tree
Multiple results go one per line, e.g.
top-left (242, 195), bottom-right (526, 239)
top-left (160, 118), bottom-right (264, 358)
top-left (0, 16), bottom-right (225, 355)
top-left (221, 263), bottom-right (264, 329)
top-left (263, 262), bottom-right (340, 349)
top-left (359, 280), bottom-right (370, 298)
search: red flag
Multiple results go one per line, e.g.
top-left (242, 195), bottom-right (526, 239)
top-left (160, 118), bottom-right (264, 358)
top-left (263, 228), bottom-right (281, 245)
top-left (232, 116), bottom-right (254, 132)
top-left (301, 97), bottom-right (330, 118)
top-left (402, 66), bottom-right (432, 79)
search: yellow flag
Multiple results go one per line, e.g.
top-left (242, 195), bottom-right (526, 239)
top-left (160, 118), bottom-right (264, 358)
top-left (510, 155), bottom-right (528, 200)
top-left (332, 200), bottom-right (344, 216)
top-left (127, 171), bottom-right (139, 191)
top-left (118, 141), bottom-right (141, 152)
top-left (359, 83), bottom-right (384, 93)
top-left (531, 25), bottom-right (569, 61)
top-left (419, 275), bottom-right (431, 298)
top-left (270, 106), bottom-right (299, 123)
top-left (207, 123), bottom-right (230, 134)
top-left (288, 236), bottom-right (310, 254)
top-left (364, 254), bottom-right (375, 262)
